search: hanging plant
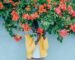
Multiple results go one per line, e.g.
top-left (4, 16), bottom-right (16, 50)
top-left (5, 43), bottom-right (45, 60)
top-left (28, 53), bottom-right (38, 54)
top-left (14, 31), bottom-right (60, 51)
top-left (0, 0), bottom-right (75, 42)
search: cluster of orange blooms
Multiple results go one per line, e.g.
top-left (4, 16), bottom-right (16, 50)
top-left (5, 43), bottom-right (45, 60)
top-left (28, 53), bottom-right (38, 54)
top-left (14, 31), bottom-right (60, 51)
top-left (0, 0), bottom-right (51, 21)
top-left (0, 0), bottom-right (51, 20)
top-left (22, 1), bottom-right (51, 20)
top-left (22, 12), bottom-right (39, 20)
top-left (55, 0), bottom-right (67, 16)
top-left (38, 3), bottom-right (51, 14)
top-left (14, 34), bottom-right (22, 42)
top-left (11, 10), bottom-right (19, 21)
top-left (0, 2), bottom-right (4, 9)
top-left (55, 0), bottom-right (75, 17)
top-left (20, 23), bottom-right (44, 35)
top-left (21, 23), bottom-right (31, 32)
top-left (14, 23), bottom-right (44, 41)
top-left (0, 0), bottom-right (51, 32)
top-left (68, 6), bottom-right (75, 17)
top-left (1, 0), bottom-right (75, 41)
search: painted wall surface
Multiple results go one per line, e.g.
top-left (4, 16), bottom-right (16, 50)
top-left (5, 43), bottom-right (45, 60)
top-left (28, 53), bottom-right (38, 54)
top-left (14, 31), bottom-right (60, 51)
top-left (0, 17), bottom-right (75, 60)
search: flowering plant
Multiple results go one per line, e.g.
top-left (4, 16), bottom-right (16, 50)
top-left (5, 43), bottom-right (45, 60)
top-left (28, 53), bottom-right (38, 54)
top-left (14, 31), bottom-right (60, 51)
top-left (0, 0), bottom-right (75, 42)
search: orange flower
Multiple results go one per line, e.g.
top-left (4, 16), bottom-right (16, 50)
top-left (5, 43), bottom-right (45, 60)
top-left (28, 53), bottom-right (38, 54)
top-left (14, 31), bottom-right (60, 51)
top-left (31, 14), bottom-right (36, 20)
top-left (12, 15), bottom-right (19, 21)
top-left (14, 34), bottom-right (22, 42)
top-left (59, 29), bottom-right (68, 37)
top-left (47, 0), bottom-right (51, 4)
top-left (0, 2), bottom-right (4, 9)
top-left (43, 3), bottom-right (47, 7)
top-left (22, 13), bottom-right (39, 20)
top-left (70, 24), bottom-right (75, 32)
top-left (39, 9), bottom-right (47, 14)
top-left (37, 28), bottom-right (44, 34)
top-left (38, 10), bottom-right (43, 14)
top-left (59, 2), bottom-right (67, 11)
top-left (34, 12), bottom-right (39, 18)
top-left (21, 23), bottom-right (31, 31)
top-left (55, 7), bottom-right (62, 15)
top-left (72, 11), bottom-right (75, 17)
top-left (22, 14), bottom-right (29, 19)
top-left (11, 10), bottom-right (17, 15)
top-left (27, 15), bottom-right (33, 20)
top-left (22, 14), bottom-right (33, 20)
top-left (31, 12), bottom-right (39, 20)
top-left (67, 5), bottom-right (75, 17)
top-left (39, 5), bottom-right (45, 10)
top-left (46, 4), bottom-right (51, 9)
top-left (68, 5), bottom-right (73, 14)
top-left (38, 5), bottom-right (44, 14)
top-left (43, 4), bottom-right (51, 10)
top-left (38, 4), bottom-right (49, 14)
top-left (11, 10), bottom-right (19, 21)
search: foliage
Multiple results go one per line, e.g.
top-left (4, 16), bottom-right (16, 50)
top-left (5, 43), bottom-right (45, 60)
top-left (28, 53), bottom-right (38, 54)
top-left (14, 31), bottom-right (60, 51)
top-left (0, 0), bottom-right (75, 42)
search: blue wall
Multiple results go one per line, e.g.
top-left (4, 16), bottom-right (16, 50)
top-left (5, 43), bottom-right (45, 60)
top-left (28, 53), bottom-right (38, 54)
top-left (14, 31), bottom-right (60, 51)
top-left (0, 17), bottom-right (75, 60)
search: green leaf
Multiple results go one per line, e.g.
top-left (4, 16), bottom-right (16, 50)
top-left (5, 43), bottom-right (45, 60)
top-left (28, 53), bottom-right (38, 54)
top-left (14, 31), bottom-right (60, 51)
top-left (57, 36), bottom-right (63, 43)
